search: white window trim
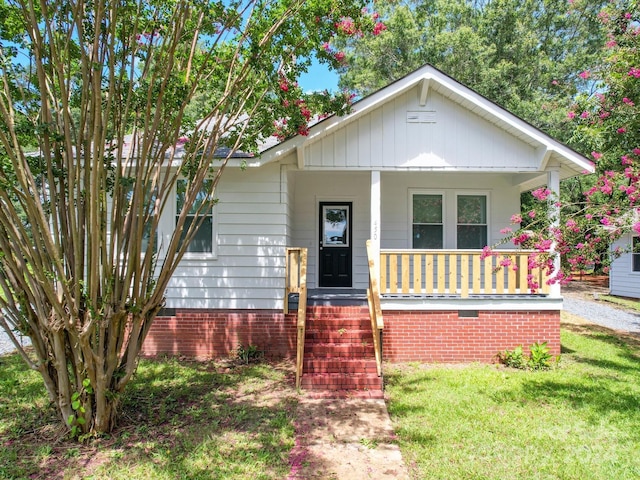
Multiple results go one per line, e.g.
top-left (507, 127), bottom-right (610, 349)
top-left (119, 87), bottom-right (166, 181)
top-left (173, 179), bottom-right (219, 260)
top-left (632, 235), bottom-right (640, 273)
top-left (454, 191), bottom-right (491, 249)
top-left (408, 189), bottom-right (446, 249)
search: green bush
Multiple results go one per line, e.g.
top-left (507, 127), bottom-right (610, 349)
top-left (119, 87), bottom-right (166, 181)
top-left (498, 342), bottom-right (557, 370)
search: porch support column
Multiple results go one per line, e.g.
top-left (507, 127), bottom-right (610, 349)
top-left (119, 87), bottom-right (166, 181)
top-left (547, 161), bottom-right (561, 298)
top-left (370, 170), bottom-right (381, 255)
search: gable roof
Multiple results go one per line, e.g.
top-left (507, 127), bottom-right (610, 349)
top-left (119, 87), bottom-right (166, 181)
top-left (256, 64), bottom-right (594, 190)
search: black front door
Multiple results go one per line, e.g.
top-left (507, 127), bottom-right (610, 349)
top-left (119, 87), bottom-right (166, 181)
top-left (319, 202), bottom-right (352, 287)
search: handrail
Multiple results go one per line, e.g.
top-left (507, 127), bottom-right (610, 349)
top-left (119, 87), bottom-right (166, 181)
top-left (285, 247), bottom-right (308, 389)
top-left (379, 249), bottom-right (550, 297)
top-left (366, 240), bottom-right (384, 377)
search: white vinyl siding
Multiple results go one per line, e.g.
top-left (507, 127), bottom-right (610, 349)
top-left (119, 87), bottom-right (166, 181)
top-left (163, 163), bottom-right (289, 309)
top-left (609, 233), bottom-right (640, 299)
top-left (303, 85), bottom-right (539, 171)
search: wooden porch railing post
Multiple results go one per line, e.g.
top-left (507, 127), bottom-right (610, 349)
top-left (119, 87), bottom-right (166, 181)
top-left (285, 247), bottom-right (308, 390)
top-left (366, 240), bottom-right (384, 377)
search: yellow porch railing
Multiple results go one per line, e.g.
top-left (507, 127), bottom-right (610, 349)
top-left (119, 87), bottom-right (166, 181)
top-left (366, 240), bottom-right (384, 377)
top-left (379, 249), bottom-right (550, 297)
top-left (285, 248), bottom-right (308, 389)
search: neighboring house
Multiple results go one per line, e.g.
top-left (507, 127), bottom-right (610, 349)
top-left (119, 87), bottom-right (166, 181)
top-left (610, 231), bottom-right (640, 299)
top-left (141, 64), bottom-right (593, 368)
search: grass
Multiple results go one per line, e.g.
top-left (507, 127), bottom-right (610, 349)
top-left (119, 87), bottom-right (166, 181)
top-left (0, 355), bottom-right (297, 479)
top-left (385, 316), bottom-right (640, 480)
top-left (3, 316), bottom-right (640, 479)
top-left (598, 294), bottom-right (640, 312)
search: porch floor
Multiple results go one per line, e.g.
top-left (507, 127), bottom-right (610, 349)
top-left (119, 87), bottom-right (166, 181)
top-left (291, 289), bottom-right (551, 307)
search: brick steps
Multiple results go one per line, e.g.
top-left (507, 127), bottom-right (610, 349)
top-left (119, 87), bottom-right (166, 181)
top-left (300, 307), bottom-right (382, 397)
top-left (304, 358), bottom-right (379, 374)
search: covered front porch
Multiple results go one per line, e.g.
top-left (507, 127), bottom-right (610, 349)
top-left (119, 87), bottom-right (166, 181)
top-left (285, 243), bottom-right (562, 389)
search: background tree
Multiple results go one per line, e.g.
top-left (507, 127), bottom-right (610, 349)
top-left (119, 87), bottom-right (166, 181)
top-left (0, 0), bottom-right (380, 435)
top-left (333, 0), bottom-right (608, 140)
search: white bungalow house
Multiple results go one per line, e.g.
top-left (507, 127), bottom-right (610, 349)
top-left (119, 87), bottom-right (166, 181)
top-left (610, 230), bottom-right (640, 299)
top-left (141, 64), bottom-right (593, 389)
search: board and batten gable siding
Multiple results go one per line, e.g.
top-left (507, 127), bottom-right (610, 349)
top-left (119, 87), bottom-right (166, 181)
top-left (380, 172), bottom-right (520, 250)
top-left (303, 86), bottom-right (539, 171)
top-left (164, 163), bottom-right (289, 310)
top-left (609, 233), bottom-right (640, 299)
top-left (290, 171), bottom-right (371, 289)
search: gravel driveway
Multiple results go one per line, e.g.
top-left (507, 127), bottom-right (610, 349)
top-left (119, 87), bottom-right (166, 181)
top-left (0, 327), bottom-right (31, 355)
top-left (562, 288), bottom-right (640, 334)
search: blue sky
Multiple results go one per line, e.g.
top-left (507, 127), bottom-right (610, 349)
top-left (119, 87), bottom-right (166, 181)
top-left (298, 60), bottom-right (340, 92)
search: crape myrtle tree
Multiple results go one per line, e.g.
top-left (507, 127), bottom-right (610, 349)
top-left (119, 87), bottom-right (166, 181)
top-left (0, 0), bottom-right (385, 435)
top-left (498, 1), bottom-right (640, 285)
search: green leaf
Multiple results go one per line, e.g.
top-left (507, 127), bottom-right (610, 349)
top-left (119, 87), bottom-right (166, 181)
top-left (67, 415), bottom-right (75, 425)
top-left (72, 400), bottom-right (80, 410)
top-left (77, 417), bottom-right (86, 425)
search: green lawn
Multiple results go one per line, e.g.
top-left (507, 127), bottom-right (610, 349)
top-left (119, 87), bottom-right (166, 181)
top-left (598, 294), bottom-right (640, 312)
top-left (0, 356), bottom-right (297, 479)
top-left (2, 318), bottom-right (640, 479)
top-left (385, 319), bottom-right (640, 479)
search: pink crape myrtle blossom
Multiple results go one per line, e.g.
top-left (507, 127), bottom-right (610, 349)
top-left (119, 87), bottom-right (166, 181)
top-left (628, 67), bottom-right (640, 78)
top-left (489, 3), bottom-right (640, 284)
top-left (532, 188), bottom-right (551, 201)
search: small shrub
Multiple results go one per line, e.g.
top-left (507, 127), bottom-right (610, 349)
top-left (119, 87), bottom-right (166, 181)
top-left (498, 345), bottom-right (527, 369)
top-left (528, 342), bottom-right (554, 370)
top-left (498, 342), bottom-right (557, 370)
top-left (236, 344), bottom-right (263, 364)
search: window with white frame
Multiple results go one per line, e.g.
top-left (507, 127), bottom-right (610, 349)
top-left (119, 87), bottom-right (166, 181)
top-left (456, 194), bottom-right (488, 249)
top-left (633, 236), bottom-right (640, 272)
top-left (176, 179), bottom-right (216, 255)
top-left (123, 184), bottom-right (157, 254)
top-left (412, 193), bottom-right (444, 249)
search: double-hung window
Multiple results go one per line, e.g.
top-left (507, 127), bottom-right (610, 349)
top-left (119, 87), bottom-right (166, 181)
top-left (122, 184), bottom-right (158, 254)
top-left (456, 194), bottom-right (488, 249)
top-left (633, 236), bottom-right (640, 272)
top-left (176, 179), bottom-right (216, 255)
top-left (412, 194), bottom-right (444, 249)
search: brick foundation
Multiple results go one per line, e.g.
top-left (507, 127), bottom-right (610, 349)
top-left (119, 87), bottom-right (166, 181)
top-left (141, 308), bottom-right (560, 363)
top-left (382, 310), bottom-right (561, 363)
top-left (141, 310), bottom-right (298, 359)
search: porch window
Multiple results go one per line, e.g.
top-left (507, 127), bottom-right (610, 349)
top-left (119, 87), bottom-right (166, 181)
top-left (633, 237), bottom-right (640, 272)
top-left (412, 194), bottom-right (443, 249)
top-left (176, 179), bottom-right (216, 255)
top-left (457, 194), bottom-right (487, 249)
